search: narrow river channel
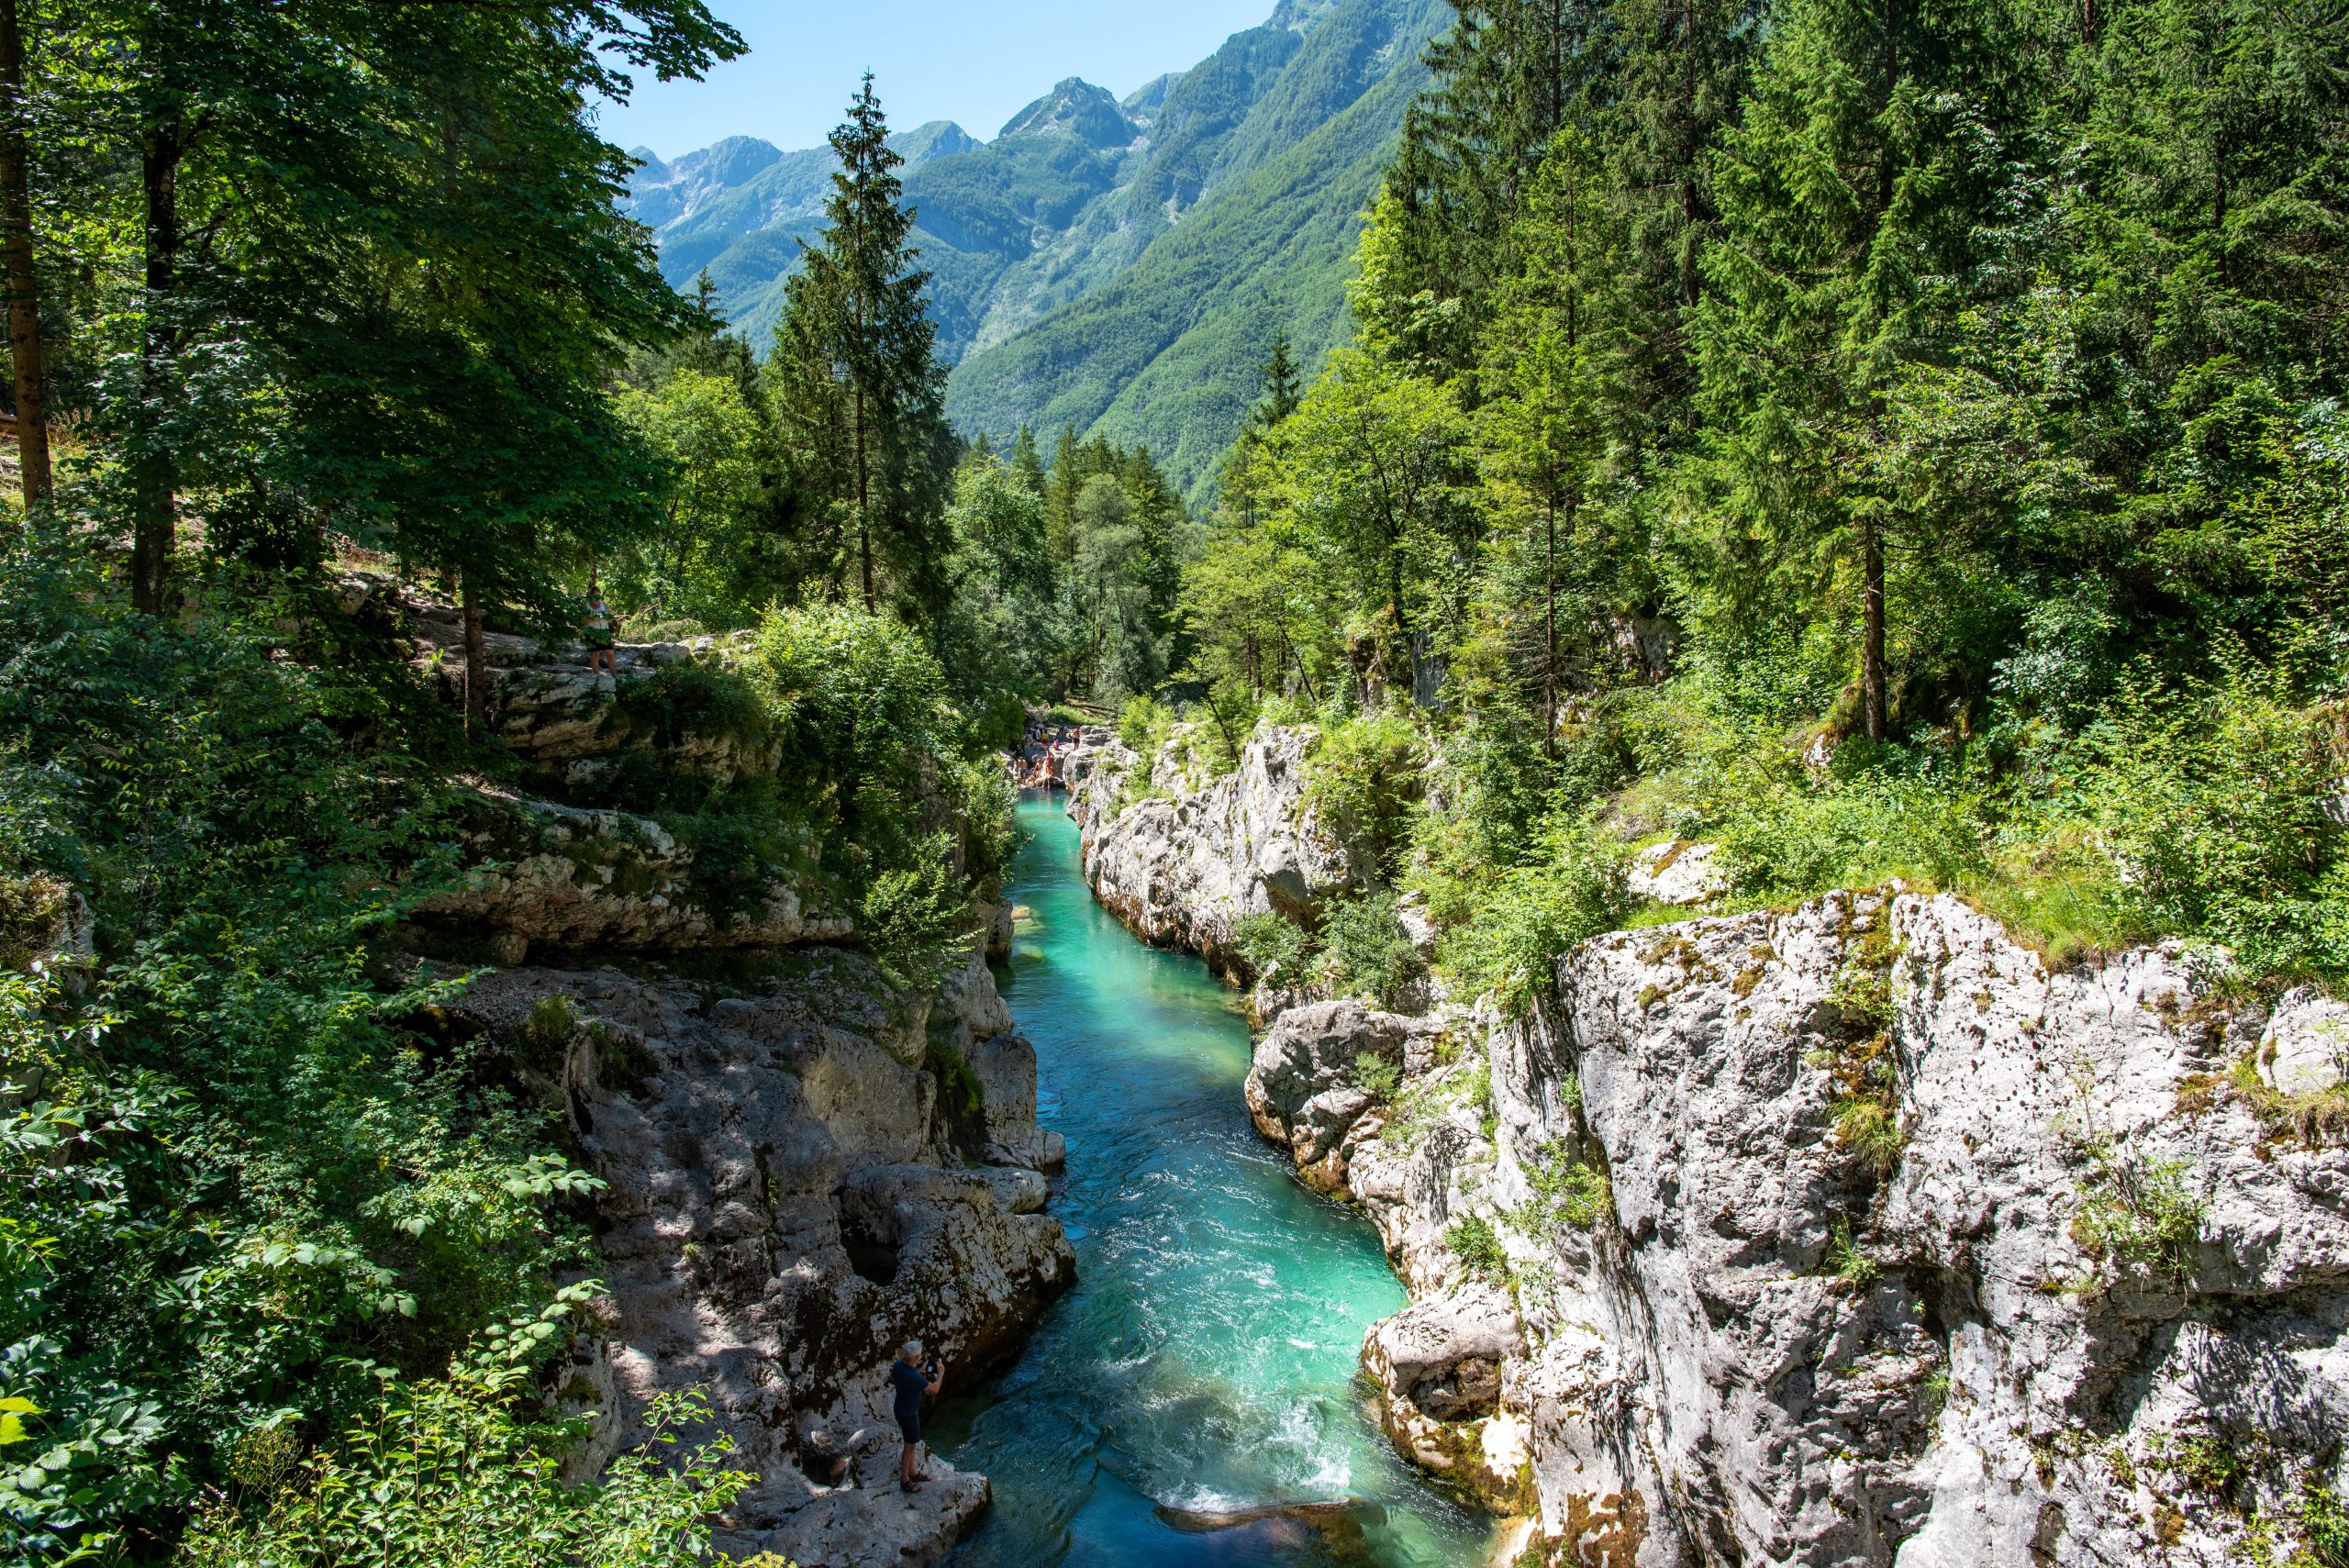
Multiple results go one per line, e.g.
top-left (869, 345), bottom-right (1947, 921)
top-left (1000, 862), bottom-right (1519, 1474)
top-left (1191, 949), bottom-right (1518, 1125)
top-left (933, 795), bottom-right (1491, 1568)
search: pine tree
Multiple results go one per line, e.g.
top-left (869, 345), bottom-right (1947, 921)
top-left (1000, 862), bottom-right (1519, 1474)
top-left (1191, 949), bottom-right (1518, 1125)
top-left (1255, 332), bottom-right (1303, 428)
top-left (1384, 0), bottom-right (1615, 370)
top-left (771, 73), bottom-right (951, 614)
top-left (1009, 423), bottom-right (1047, 496)
top-left (1478, 128), bottom-right (1615, 754)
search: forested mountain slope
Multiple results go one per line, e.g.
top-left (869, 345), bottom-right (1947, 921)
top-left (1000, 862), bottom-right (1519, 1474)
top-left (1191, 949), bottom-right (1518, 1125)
top-left (946, 0), bottom-right (1448, 499)
top-left (624, 0), bottom-right (1449, 498)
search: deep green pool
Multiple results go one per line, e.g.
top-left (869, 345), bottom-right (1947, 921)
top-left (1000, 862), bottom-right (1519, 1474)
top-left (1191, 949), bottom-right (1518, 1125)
top-left (935, 796), bottom-right (1490, 1568)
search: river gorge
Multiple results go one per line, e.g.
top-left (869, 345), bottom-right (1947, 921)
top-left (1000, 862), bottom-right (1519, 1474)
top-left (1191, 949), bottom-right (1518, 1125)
top-left (941, 796), bottom-right (1490, 1568)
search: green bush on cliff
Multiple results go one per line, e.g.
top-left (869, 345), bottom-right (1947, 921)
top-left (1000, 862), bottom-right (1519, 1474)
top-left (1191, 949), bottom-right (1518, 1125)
top-left (1319, 892), bottom-right (1423, 1007)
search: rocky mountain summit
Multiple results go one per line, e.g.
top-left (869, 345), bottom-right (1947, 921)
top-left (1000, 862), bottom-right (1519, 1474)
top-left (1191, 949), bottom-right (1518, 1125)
top-left (1049, 720), bottom-right (2349, 1567)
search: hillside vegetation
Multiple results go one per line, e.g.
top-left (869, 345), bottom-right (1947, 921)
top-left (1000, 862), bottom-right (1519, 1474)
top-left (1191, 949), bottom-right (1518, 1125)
top-left (1099, 0), bottom-right (2349, 1017)
top-left (629, 0), bottom-right (1451, 502)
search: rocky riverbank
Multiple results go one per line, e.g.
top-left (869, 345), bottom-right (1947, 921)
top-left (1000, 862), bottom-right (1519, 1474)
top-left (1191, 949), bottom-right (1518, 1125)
top-left (1055, 719), bottom-right (2349, 1567)
top-left (1062, 722), bottom-right (1357, 980)
top-left (390, 598), bottom-right (1072, 1567)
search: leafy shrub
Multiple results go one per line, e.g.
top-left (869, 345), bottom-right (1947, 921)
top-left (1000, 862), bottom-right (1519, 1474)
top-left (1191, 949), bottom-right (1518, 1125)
top-left (0, 543), bottom-right (666, 1553)
top-left (178, 1385), bottom-right (751, 1568)
top-left (749, 602), bottom-right (953, 888)
top-left (2073, 1151), bottom-right (2207, 1275)
top-left (1353, 1051), bottom-right (1403, 1102)
top-left (1117, 694), bottom-right (1176, 758)
top-left (1429, 814), bottom-right (1633, 1017)
top-left (1305, 714), bottom-right (1426, 876)
top-left (1319, 893), bottom-right (1423, 1006)
top-left (2055, 662), bottom-right (2346, 983)
top-left (1232, 911), bottom-right (1312, 980)
top-left (1515, 1138), bottom-right (1611, 1232)
top-left (2293, 1480), bottom-right (2349, 1568)
top-left (1825, 1218), bottom-right (1880, 1287)
top-left (859, 842), bottom-right (978, 987)
top-left (1444, 1215), bottom-right (1510, 1286)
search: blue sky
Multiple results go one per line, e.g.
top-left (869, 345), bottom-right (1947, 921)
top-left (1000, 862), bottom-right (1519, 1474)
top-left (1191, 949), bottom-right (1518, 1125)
top-left (596, 1), bottom-right (1280, 161)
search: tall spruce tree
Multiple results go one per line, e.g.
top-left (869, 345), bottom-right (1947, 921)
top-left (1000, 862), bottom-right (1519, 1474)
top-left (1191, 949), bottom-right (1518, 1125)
top-left (770, 74), bottom-right (952, 615)
top-left (1386, 0), bottom-right (1615, 370)
top-left (1689, 0), bottom-right (2032, 740)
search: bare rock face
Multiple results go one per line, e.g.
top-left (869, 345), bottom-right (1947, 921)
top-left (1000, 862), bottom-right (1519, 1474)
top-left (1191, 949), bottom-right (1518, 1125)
top-left (1245, 1000), bottom-right (1442, 1193)
top-left (1067, 724), bottom-right (1356, 973)
top-left (487, 658), bottom-right (780, 788)
top-left (1624, 839), bottom-right (1728, 907)
top-left (412, 786), bottom-right (849, 956)
top-left (446, 944), bottom-right (1072, 1565)
top-left (1251, 890), bottom-right (2349, 1567)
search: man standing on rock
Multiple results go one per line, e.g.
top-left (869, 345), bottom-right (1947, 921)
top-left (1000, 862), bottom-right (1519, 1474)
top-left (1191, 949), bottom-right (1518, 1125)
top-left (891, 1340), bottom-right (945, 1493)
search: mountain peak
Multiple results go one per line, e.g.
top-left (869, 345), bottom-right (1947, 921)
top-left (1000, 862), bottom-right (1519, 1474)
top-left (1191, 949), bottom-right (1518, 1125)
top-left (1120, 72), bottom-right (1184, 129)
top-left (997, 77), bottom-right (1136, 148)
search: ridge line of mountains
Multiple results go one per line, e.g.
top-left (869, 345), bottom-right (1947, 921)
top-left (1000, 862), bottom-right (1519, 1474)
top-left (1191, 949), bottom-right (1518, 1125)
top-left (623, 0), bottom-right (1450, 503)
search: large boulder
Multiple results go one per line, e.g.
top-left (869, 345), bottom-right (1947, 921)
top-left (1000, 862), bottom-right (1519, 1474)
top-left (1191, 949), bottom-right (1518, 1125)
top-left (413, 786), bottom-right (849, 957)
top-left (445, 946), bottom-right (1072, 1565)
top-left (1069, 724), bottom-right (1358, 973)
top-left (1244, 999), bottom-right (1441, 1192)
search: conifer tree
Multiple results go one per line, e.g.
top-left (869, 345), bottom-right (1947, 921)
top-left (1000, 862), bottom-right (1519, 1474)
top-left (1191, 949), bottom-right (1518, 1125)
top-left (770, 73), bottom-right (951, 614)
top-left (1009, 424), bottom-right (1047, 496)
top-left (1690, 0), bottom-right (2025, 740)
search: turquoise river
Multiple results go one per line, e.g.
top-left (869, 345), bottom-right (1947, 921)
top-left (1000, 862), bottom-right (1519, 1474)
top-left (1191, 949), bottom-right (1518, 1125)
top-left (932, 795), bottom-right (1492, 1568)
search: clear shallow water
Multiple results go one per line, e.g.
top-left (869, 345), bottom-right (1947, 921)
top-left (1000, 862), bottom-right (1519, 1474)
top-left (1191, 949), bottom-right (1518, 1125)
top-left (937, 796), bottom-right (1490, 1568)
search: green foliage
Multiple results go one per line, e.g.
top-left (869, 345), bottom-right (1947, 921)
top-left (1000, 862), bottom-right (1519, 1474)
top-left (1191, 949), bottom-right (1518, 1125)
top-left (1514, 1139), bottom-right (1611, 1233)
top-left (748, 601), bottom-right (952, 881)
top-left (766, 76), bottom-right (954, 617)
top-left (1443, 1215), bottom-right (1510, 1287)
top-left (1424, 812), bottom-right (1634, 1018)
top-left (609, 367), bottom-right (768, 625)
top-left (2074, 1152), bottom-right (2209, 1277)
top-left (1304, 715), bottom-right (1427, 877)
top-left (2291, 1482), bottom-right (2349, 1568)
top-left (1232, 912), bottom-right (1313, 981)
top-left (1832, 1099), bottom-right (1907, 1178)
top-left (859, 846), bottom-right (980, 989)
top-left (1319, 893), bottom-right (1424, 1008)
top-left (178, 1385), bottom-right (751, 1568)
top-left (1119, 695), bottom-right (1178, 760)
top-left (0, 544), bottom-right (624, 1555)
top-left (1824, 1218), bottom-right (1880, 1289)
top-left (1353, 1051), bottom-right (1403, 1103)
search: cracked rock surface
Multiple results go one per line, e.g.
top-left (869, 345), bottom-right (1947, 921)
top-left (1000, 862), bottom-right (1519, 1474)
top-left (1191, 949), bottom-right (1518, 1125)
top-left (449, 943), bottom-right (1071, 1565)
top-left (1064, 723), bottom-right (1357, 975)
top-left (1068, 744), bottom-right (2349, 1566)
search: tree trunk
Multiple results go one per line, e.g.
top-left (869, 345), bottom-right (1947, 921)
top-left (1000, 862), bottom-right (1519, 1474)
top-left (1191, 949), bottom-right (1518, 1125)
top-left (1543, 496), bottom-right (1558, 760)
top-left (131, 139), bottom-right (181, 615)
top-left (1861, 511), bottom-right (1887, 742)
top-left (0, 0), bottom-right (48, 509)
top-left (855, 380), bottom-right (874, 610)
top-left (462, 576), bottom-right (488, 734)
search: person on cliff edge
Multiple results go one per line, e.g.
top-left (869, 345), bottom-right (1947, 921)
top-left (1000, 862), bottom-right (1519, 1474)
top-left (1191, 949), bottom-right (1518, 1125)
top-left (892, 1340), bottom-right (945, 1493)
